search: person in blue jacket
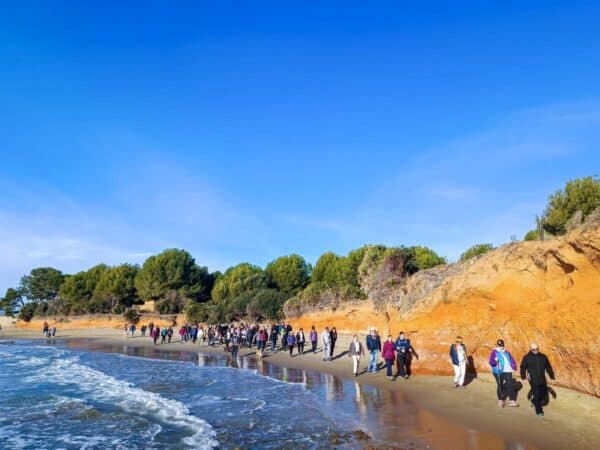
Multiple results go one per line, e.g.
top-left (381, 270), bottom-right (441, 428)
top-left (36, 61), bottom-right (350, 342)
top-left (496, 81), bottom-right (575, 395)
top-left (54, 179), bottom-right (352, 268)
top-left (394, 331), bottom-right (415, 379)
top-left (449, 336), bottom-right (468, 388)
top-left (366, 328), bottom-right (381, 373)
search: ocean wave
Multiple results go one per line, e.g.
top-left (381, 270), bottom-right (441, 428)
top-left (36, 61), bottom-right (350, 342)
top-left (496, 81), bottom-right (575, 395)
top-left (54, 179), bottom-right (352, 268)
top-left (24, 354), bottom-right (218, 449)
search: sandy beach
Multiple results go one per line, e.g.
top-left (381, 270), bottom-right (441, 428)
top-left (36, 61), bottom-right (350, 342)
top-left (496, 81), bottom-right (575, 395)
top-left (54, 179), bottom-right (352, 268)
top-left (2, 326), bottom-right (600, 450)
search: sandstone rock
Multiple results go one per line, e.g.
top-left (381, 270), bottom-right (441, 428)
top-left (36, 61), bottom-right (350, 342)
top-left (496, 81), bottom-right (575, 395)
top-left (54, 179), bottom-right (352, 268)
top-left (288, 220), bottom-right (600, 397)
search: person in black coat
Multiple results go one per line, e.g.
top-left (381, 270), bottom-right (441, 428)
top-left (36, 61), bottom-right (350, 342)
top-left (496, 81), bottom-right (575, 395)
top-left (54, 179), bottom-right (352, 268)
top-left (520, 343), bottom-right (555, 417)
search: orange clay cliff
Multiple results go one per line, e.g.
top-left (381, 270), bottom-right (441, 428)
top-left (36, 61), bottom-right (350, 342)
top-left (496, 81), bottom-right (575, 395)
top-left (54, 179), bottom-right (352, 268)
top-left (285, 211), bottom-right (600, 397)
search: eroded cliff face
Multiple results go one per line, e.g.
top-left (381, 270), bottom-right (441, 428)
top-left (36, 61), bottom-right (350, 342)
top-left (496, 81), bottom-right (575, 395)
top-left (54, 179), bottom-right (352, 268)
top-left (16, 314), bottom-right (182, 332)
top-left (287, 216), bottom-right (600, 396)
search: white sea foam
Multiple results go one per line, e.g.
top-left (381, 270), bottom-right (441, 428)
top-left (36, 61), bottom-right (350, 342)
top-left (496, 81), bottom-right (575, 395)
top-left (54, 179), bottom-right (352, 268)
top-left (23, 354), bottom-right (218, 449)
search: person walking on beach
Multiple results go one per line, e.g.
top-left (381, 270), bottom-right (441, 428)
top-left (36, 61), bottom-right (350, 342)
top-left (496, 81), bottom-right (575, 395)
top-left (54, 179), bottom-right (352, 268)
top-left (287, 332), bottom-right (296, 356)
top-left (43, 321), bottom-right (49, 337)
top-left (382, 335), bottom-right (396, 380)
top-left (296, 328), bottom-right (306, 355)
top-left (269, 324), bottom-right (279, 352)
top-left (160, 327), bottom-right (168, 344)
top-left (256, 326), bottom-right (268, 358)
top-left (230, 333), bottom-right (240, 358)
top-left (129, 323), bottom-right (136, 337)
top-left (520, 343), bottom-right (555, 417)
top-left (366, 328), bottom-right (381, 373)
top-left (141, 324), bottom-right (147, 337)
top-left (450, 336), bottom-right (468, 388)
top-left (151, 327), bottom-right (159, 345)
top-left (310, 326), bottom-right (318, 353)
top-left (348, 335), bottom-right (365, 376)
top-left (489, 339), bottom-right (519, 408)
top-left (394, 331), bottom-right (415, 379)
top-left (281, 325), bottom-right (289, 352)
top-left (330, 327), bottom-right (338, 358)
top-left (321, 327), bottom-right (332, 361)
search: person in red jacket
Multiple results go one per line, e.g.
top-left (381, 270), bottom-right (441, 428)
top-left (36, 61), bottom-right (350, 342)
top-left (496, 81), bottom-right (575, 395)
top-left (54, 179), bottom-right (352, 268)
top-left (382, 335), bottom-right (396, 380)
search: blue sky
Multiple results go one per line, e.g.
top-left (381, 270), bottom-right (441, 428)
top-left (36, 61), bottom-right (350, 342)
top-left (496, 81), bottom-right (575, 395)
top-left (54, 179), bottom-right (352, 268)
top-left (1, 2), bottom-right (600, 293)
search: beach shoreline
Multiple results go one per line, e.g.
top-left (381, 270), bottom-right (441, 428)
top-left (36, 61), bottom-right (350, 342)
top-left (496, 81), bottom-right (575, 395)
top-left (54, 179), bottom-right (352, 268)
top-left (3, 327), bottom-right (600, 450)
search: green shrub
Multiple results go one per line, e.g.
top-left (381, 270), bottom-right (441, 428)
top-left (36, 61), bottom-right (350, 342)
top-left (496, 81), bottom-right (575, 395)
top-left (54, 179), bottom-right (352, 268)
top-left (18, 303), bottom-right (37, 322)
top-left (539, 176), bottom-right (600, 235)
top-left (413, 246), bottom-right (446, 270)
top-left (184, 301), bottom-right (209, 324)
top-left (524, 229), bottom-right (540, 241)
top-left (460, 243), bottom-right (494, 261)
top-left (123, 308), bottom-right (140, 324)
top-left (246, 288), bottom-right (289, 320)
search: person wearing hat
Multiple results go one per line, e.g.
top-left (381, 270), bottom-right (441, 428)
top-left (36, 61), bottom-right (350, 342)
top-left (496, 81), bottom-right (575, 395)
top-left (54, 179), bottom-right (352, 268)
top-left (488, 339), bottom-right (519, 407)
top-left (449, 336), bottom-right (468, 388)
top-left (520, 343), bottom-right (555, 417)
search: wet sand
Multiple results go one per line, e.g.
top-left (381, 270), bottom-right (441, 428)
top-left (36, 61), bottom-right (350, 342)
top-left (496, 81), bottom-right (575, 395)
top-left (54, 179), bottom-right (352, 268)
top-left (3, 327), bottom-right (600, 449)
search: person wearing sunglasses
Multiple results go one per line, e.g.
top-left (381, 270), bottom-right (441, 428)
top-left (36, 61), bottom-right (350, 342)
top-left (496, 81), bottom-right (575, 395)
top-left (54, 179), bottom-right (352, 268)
top-left (520, 343), bottom-right (555, 417)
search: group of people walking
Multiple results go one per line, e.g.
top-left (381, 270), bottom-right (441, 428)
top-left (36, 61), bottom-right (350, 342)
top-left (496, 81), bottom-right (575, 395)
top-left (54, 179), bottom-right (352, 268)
top-left (346, 328), bottom-right (416, 378)
top-left (488, 339), bottom-right (555, 417)
top-left (123, 318), bottom-right (556, 417)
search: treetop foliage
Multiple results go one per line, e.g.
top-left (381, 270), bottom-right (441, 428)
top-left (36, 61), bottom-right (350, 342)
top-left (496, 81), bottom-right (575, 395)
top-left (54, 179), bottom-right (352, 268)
top-left (460, 243), bottom-right (494, 261)
top-left (538, 176), bottom-right (600, 235)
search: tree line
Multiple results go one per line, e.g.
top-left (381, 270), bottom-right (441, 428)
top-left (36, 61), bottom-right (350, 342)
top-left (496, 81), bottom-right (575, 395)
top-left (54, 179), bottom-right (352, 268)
top-left (0, 245), bottom-right (445, 323)
top-left (2, 176), bottom-right (598, 323)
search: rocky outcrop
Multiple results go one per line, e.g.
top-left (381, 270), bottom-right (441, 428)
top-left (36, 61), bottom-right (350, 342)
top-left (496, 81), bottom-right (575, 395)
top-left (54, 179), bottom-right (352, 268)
top-left (288, 213), bottom-right (600, 396)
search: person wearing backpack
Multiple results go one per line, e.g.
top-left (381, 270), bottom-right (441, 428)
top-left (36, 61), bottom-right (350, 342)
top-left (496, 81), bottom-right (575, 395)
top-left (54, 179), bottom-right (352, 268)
top-left (489, 339), bottom-right (519, 408)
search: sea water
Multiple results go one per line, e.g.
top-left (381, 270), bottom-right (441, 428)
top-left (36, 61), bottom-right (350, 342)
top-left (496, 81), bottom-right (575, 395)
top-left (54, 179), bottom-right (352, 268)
top-left (0, 340), bottom-right (537, 449)
top-left (0, 341), bottom-right (376, 449)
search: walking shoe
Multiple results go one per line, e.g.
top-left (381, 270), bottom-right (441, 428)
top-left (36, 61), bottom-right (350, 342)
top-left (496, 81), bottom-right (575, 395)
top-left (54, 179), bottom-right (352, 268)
top-left (404, 375), bottom-right (409, 379)
top-left (497, 400), bottom-right (505, 408)
top-left (454, 383), bottom-right (459, 388)
top-left (508, 401), bottom-right (519, 407)
top-left (536, 413), bottom-right (544, 418)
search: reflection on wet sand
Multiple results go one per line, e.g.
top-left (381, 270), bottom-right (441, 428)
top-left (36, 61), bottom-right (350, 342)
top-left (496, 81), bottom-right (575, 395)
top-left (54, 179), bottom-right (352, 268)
top-left (62, 339), bottom-right (537, 450)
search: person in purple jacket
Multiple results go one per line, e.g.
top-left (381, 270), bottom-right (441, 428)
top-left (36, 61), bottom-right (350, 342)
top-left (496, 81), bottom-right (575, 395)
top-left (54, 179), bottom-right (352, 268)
top-left (489, 339), bottom-right (519, 408)
top-left (382, 335), bottom-right (396, 379)
top-left (287, 332), bottom-right (296, 357)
